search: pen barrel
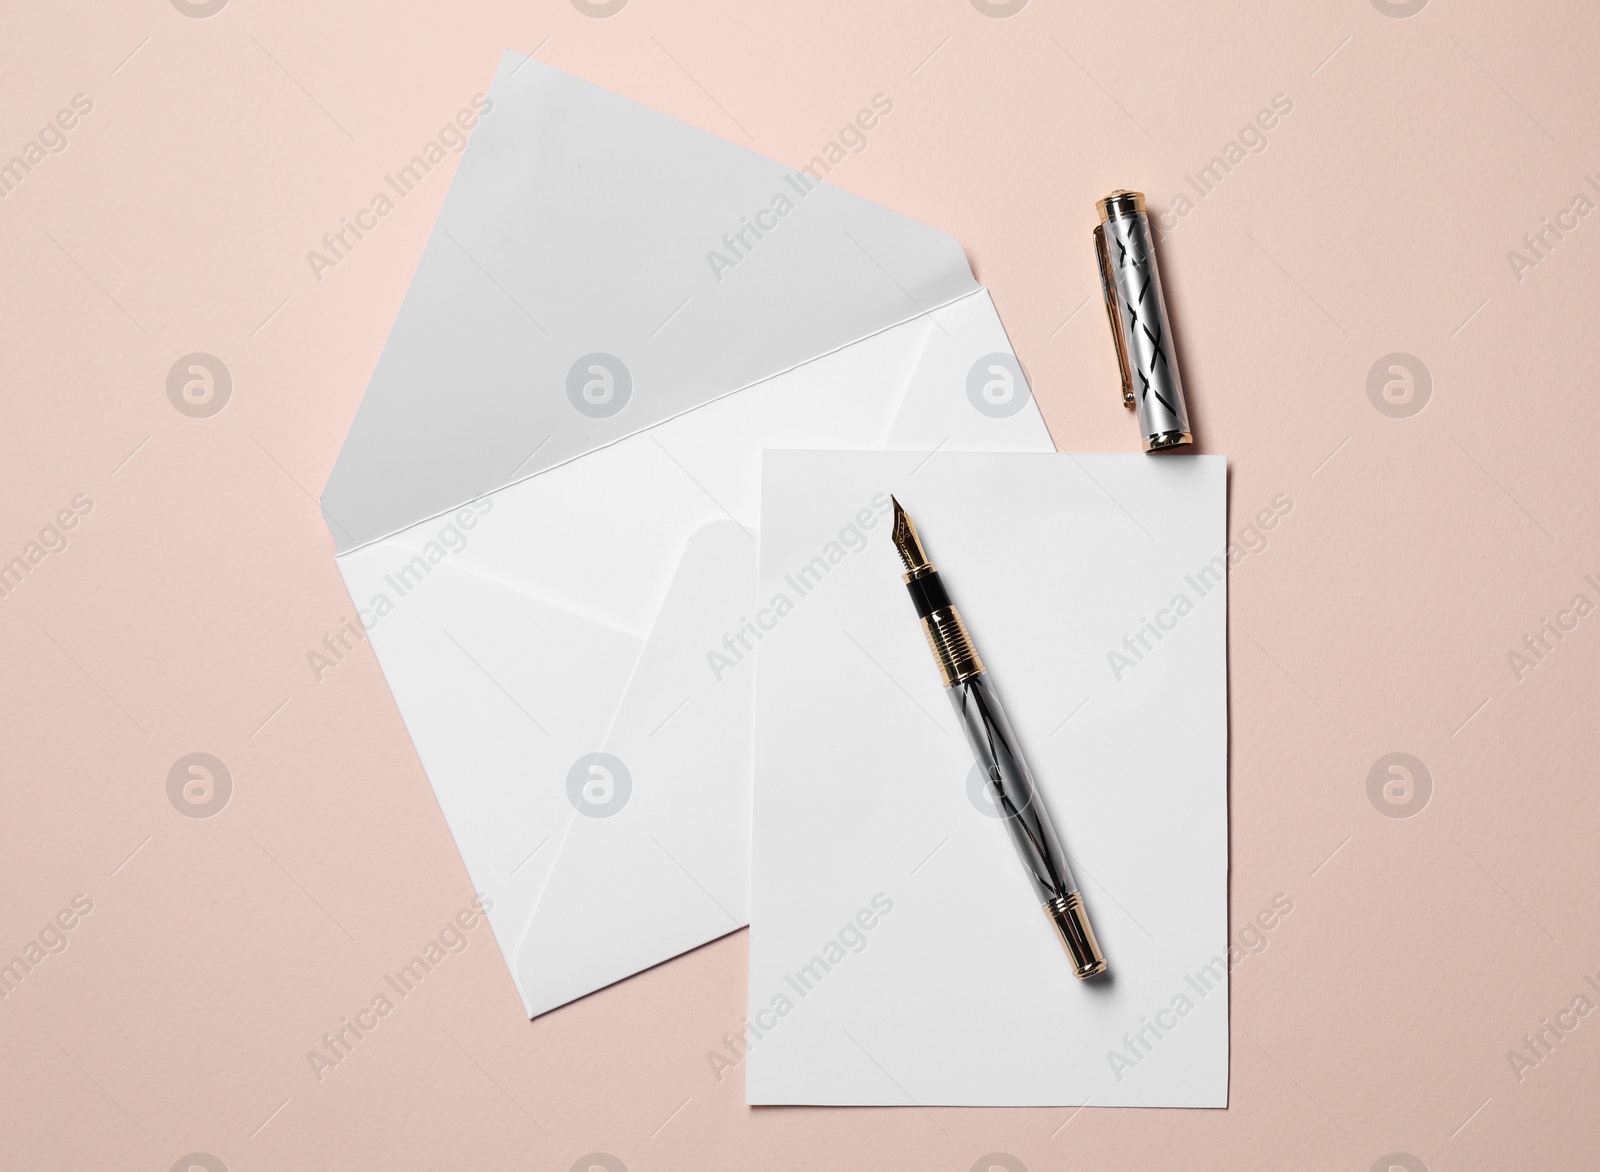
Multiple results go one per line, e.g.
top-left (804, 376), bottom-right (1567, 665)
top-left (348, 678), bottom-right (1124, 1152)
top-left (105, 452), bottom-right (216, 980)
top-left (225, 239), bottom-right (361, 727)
top-left (895, 513), bottom-right (1107, 977)
top-left (1093, 191), bottom-right (1193, 452)
top-left (946, 673), bottom-right (1078, 904)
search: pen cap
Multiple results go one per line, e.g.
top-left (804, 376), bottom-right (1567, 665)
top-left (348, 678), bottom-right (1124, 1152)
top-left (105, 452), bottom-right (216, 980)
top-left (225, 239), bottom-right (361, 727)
top-left (1093, 191), bottom-right (1194, 453)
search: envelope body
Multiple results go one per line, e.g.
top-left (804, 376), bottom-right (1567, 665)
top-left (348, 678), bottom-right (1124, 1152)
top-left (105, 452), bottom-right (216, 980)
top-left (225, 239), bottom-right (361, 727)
top-left (322, 52), bottom-right (1056, 1017)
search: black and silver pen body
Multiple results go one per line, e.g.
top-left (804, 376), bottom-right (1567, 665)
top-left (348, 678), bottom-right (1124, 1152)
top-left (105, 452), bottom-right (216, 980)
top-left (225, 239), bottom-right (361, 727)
top-left (891, 497), bottom-right (1107, 978)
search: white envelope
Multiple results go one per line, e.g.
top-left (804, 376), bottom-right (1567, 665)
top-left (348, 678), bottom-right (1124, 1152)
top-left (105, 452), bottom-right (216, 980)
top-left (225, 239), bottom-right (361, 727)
top-left (748, 451), bottom-right (1228, 1106)
top-left (321, 52), bottom-right (1056, 1017)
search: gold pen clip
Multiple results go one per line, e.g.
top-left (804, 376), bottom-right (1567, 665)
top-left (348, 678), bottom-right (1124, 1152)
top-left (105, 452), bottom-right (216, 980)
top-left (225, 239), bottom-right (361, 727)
top-left (1092, 190), bottom-right (1139, 412)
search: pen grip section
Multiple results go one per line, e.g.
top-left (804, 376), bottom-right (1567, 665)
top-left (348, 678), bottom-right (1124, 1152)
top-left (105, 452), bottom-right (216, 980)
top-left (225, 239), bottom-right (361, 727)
top-left (906, 571), bottom-right (984, 686)
top-left (905, 571), bottom-right (951, 618)
top-left (946, 674), bottom-right (1078, 905)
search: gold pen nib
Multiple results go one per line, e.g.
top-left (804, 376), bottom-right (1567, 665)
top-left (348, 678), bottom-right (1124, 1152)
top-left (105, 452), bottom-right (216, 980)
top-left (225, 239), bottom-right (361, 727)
top-left (890, 496), bottom-right (933, 576)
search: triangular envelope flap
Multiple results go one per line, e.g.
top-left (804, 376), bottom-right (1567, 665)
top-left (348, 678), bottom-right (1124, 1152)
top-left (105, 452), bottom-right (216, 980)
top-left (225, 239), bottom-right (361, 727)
top-left (323, 51), bottom-right (980, 553)
top-left (515, 520), bottom-right (753, 1016)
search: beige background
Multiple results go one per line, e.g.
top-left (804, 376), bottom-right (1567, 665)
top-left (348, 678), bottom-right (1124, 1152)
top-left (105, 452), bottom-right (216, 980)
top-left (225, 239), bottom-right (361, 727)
top-left (2, 0), bottom-right (1596, 1168)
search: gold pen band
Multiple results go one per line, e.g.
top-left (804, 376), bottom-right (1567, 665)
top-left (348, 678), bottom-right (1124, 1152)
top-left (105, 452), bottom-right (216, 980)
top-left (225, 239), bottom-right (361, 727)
top-left (919, 605), bottom-right (984, 687)
top-left (1045, 892), bottom-right (1107, 979)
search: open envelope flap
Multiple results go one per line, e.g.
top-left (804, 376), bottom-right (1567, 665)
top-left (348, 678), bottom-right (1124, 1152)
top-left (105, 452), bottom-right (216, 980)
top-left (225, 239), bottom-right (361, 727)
top-left (513, 519), bottom-right (754, 1017)
top-left (322, 51), bottom-right (981, 553)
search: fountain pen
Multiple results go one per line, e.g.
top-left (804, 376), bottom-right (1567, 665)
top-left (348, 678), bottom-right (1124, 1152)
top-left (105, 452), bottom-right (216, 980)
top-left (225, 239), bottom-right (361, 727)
top-left (890, 497), bottom-right (1107, 978)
